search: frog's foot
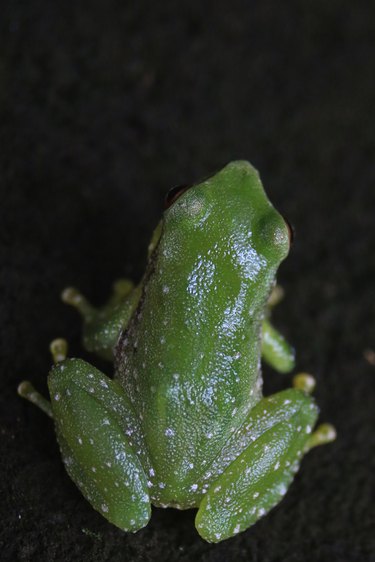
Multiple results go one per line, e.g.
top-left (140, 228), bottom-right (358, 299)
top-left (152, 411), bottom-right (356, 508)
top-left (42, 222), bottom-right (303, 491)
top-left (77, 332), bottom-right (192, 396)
top-left (18, 339), bottom-right (151, 533)
top-left (17, 338), bottom-right (68, 417)
top-left (61, 279), bottom-right (140, 360)
top-left (195, 375), bottom-right (336, 543)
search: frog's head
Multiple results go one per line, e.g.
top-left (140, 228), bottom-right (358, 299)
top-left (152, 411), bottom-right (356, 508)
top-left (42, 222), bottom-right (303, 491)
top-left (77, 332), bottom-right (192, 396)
top-left (160, 161), bottom-right (291, 279)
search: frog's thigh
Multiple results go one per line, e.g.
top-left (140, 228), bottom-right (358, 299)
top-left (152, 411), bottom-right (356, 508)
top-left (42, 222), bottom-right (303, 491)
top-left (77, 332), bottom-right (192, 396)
top-left (48, 358), bottom-right (151, 532)
top-left (195, 391), bottom-right (317, 543)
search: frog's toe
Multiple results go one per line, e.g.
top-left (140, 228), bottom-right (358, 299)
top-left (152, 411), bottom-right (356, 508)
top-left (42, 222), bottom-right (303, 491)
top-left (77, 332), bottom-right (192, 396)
top-left (61, 286), bottom-right (94, 318)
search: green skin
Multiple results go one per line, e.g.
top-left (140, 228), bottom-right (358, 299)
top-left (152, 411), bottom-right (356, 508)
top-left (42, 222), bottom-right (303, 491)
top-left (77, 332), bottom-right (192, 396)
top-left (20, 161), bottom-right (335, 543)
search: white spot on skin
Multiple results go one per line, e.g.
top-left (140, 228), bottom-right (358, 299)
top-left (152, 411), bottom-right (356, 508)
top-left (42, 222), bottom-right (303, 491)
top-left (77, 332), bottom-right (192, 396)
top-left (91, 467), bottom-right (97, 473)
top-left (158, 482), bottom-right (166, 489)
top-left (253, 492), bottom-right (259, 498)
top-left (54, 394), bottom-right (60, 401)
top-left (214, 485), bottom-right (221, 493)
top-left (258, 508), bottom-right (266, 517)
top-left (215, 533), bottom-right (221, 540)
top-left (77, 437), bottom-right (83, 445)
top-left (149, 468), bottom-right (155, 477)
top-left (101, 504), bottom-right (109, 513)
top-left (284, 399), bottom-right (291, 405)
top-left (190, 484), bottom-right (198, 492)
top-left (163, 286), bottom-right (170, 294)
top-left (105, 461), bottom-right (112, 468)
top-left (274, 461), bottom-right (280, 470)
top-left (102, 418), bottom-right (110, 425)
top-left (165, 428), bottom-right (175, 437)
top-left (233, 524), bottom-right (240, 534)
top-left (306, 425), bottom-right (312, 434)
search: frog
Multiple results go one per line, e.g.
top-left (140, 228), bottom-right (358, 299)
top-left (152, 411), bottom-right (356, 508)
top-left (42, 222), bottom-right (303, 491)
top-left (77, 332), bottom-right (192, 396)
top-left (18, 161), bottom-right (336, 543)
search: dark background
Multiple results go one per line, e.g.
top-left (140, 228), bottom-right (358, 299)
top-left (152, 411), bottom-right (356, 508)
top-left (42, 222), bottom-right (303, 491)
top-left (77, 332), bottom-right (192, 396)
top-left (1, 1), bottom-right (374, 561)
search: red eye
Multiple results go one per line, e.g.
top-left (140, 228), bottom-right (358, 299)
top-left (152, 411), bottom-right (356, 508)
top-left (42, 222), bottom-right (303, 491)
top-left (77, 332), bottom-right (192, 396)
top-left (284, 217), bottom-right (295, 246)
top-left (164, 185), bottom-right (190, 209)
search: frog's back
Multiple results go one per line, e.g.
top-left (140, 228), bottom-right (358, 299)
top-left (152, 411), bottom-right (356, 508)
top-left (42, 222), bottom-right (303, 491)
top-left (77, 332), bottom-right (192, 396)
top-left (115, 162), bottom-right (290, 507)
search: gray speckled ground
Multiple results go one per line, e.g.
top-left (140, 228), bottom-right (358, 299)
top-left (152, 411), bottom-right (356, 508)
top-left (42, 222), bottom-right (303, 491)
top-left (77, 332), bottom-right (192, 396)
top-left (1, 1), bottom-right (374, 561)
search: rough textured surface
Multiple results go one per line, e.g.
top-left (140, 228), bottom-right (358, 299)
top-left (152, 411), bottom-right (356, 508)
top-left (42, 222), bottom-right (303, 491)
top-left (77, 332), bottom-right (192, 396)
top-left (1, 1), bottom-right (374, 561)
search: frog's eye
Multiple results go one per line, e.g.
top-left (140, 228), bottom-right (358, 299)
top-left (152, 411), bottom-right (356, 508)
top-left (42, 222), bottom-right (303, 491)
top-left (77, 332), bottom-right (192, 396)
top-left (164, 185), bottom-right (190, 209)
top-left (284, 217), bottom-right (295, 246)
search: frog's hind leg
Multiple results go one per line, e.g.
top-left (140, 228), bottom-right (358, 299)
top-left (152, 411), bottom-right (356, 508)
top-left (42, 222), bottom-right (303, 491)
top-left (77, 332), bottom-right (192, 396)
top-left (195, 375), bottom-right (336, 543)
top-left (62, 279), bottom-right (141, 360)
top-left (261, 284), bottom-right (295, 373)
top-left (18, 338), bottom-right (151, 533)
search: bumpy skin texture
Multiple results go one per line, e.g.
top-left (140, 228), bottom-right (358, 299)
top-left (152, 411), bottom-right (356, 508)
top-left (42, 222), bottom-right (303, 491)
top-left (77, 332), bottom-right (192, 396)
top-left (28, 161), bottom-right (329, 542)
top-left (115, 161), bottom-right (291, 505)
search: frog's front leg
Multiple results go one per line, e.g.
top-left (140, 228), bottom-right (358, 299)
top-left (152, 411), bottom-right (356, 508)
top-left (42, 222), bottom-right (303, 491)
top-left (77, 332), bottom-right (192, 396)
top-left (261, 284), bottom-right (295, 373)
top-left (195, 376), bottom-right (336, 543)
top-left (19, 339), bottom-right (151, 533)
top-left (62, 279), bottom-right (141, 360)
